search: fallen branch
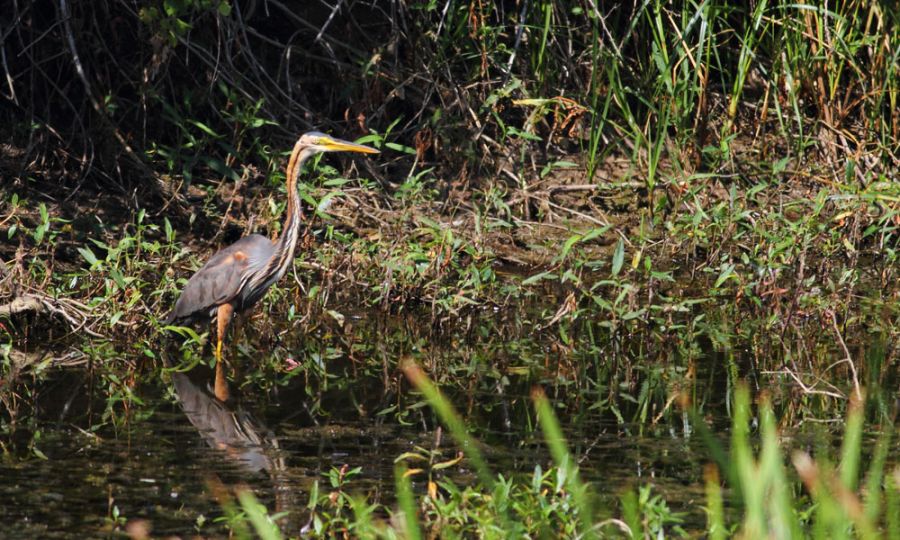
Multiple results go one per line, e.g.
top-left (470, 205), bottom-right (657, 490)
top-left (3, 347), bottom-right (87, 370)
top-left (0, 293), bottom-right (104, 337)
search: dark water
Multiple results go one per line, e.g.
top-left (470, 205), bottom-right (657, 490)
top-left (0, 370), bottom-right (720, 537)
top-left (1, 307), bottom-right (892, 537)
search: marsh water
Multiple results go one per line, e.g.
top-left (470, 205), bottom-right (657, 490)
top-left (1, 301), bottom-right (896, 538)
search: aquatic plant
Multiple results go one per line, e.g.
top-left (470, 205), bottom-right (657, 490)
top-left (219, 369), bottom-right (897, 539)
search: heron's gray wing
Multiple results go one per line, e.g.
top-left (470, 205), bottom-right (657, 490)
top-left (166, 234), bottom-right (273, 323)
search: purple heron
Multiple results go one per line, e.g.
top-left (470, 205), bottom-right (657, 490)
top-left (164, 132), bottom-right (378, 400)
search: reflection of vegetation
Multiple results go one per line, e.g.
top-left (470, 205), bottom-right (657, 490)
top-left (222, 371), bottom-right (897, 539)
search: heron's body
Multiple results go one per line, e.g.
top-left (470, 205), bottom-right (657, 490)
top-left (165, 132), bottom-right (378, 401)
top-left (165, 235), bottom-right (273, 323)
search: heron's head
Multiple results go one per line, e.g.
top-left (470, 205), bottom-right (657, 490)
top-left (298, 131), bottom-right (379, 156)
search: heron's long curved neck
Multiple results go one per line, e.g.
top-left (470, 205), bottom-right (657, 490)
top-left (269, 139), bottom-right (309, 277)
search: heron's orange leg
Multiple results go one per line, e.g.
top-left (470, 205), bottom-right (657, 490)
top-left (214, 303), bottom-right (234, 402)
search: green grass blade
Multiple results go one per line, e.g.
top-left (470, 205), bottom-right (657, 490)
top-left (690, 407), bottom-right (740, 500)
top-left (863, 422), bottom-right (891, 522)
top-left (401, 357), bottom-right (514, 532)
top-left (887, 469), bottom-right (900, 540)
top-left (839, 393), bottom-right (864, 491)
top-left (704, 464), bottom-right (726, 540)
top-left (532, 387), bottom-right (596, 540)
top-left (400, 358), bottom-right (494, 489)
top-left (236, 490), bottom-right (283, 540)
top-left (732, 385), bottom-right (764, 535)
top-left (758, 396), bottom-right (800, 537)
top-left (394, 463), bottom-right (423, 540)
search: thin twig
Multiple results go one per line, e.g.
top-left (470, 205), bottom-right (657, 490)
top-left (827, 309), bottom-right (862, 401)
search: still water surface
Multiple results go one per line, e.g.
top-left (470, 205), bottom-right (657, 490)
top-left (1, 307), bottom-right (887, 537)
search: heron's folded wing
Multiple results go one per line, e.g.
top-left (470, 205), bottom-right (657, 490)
top-left (167, 235), bottom-right (271, 322)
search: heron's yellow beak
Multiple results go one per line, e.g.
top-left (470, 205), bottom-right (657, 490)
top-left (320, 136), bottom-right (379, 154)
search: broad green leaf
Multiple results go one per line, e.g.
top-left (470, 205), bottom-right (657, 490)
top-left (78, 247), bottom-right (99, 267)
top-left (611, 238), bottom-right (625, 276)
top-left (714, 263), bottom-right (735, 288)
top-left (385, 142), bottom-right (416, 155)
top-left (522, 271), bottom-right (556, 286)
top-left (205, 157), bottom-right (241, 181)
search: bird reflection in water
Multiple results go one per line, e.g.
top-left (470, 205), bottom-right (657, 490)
top-left (170, 370), bottom-right (298, 531)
